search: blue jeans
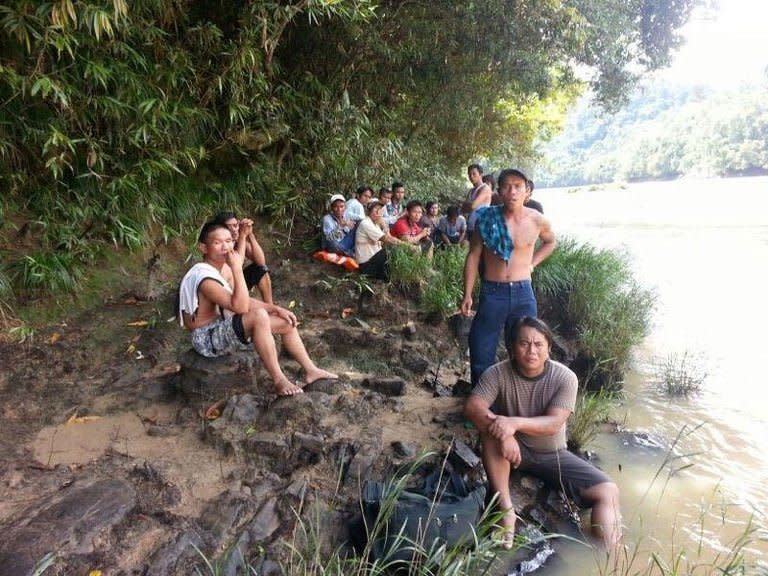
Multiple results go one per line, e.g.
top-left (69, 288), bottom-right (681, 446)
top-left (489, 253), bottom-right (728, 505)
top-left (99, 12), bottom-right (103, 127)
top-left (469, 279), bottom-right (537, 385)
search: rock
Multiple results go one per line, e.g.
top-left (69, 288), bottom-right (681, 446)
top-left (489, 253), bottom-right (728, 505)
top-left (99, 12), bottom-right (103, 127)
top-left (202, 492), bottom-right (256, 541)
top-left (452, 378), bottom-right (473, 397)
top-left (286, 479), bottom-right (308, 501)
top-left (243, 432), bottom-right (291, 471)
top-left (361, 376), bottom-right (406, 397)
top-left (425, 377), bottom-right (452, 397)
top-left (222, 394), bottom-right (264, 425)
top-left (260, 392), bottom-right (332, 430)
top-left (304, 378), bottom-right (345, 395)
top-left (293, 431), bottom-right (325, 453)
top-left (402, 321), bottom-right (417, 339)
top-left (448, 438), bottom-right (481, 471)
top-left (447, 313), bottom-right (472, 350)
top-left (345, 441), bottom-right (382, 485)
top-left (248, 496), bottom-right (281, 541)
top-left (0, 478), bottom-right (136, 575)
top-left (392, 440), bottom-right (419, 459)
top-left (293, 431), bottom-right (325, 466)
top-left (177, 348), bottom-right (263, 402)
top-left (144, 530), bottom-right (204, 575)
top-left (618, 430), bottom-right (668, 456)
top-left (400, 347), bottom-right (429, 374)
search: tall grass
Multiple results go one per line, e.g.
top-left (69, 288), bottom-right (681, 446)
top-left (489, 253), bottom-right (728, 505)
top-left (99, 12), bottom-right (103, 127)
top-left (654, 351), bottom-right (706, 397)
top-left (535, 237), bottom-right (655, 390)
top-left (386, 244), bottom-right (467, 320)
top-left (387, 246), bottom-right (434, 298)
top-left (567, 388), bottom-right (616, 452)
top-left (421, 246), bottom-right (467, 320)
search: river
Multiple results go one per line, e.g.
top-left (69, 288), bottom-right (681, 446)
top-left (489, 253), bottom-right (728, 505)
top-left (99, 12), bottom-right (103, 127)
top-left (536, 176), bottom-right (768, 574)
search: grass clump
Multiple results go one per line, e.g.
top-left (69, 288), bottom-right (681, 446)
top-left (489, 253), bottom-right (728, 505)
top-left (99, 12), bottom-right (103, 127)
top-left (387, 244), bottom-right (468, 320)
top-left (387, 246), bottom-right (433, 298)
top-left (535, 237), bottom-right (655, 390)
top-left (654, 351), bottom-right (706, 397)
top-left (421, 246), bottom-right (467, 320)
top-left (567, 388), bottom-right (617, 453)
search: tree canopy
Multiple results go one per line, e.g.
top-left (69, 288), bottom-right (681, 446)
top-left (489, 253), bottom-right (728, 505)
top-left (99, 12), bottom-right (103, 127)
top-left (537, 82), bottom-right (768, 186)
top-left (0, 0), bottom-right (695, 300)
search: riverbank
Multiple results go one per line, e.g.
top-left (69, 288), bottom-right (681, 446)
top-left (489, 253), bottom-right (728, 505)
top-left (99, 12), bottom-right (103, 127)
top-left (0, 237), bottom-right (590, 574)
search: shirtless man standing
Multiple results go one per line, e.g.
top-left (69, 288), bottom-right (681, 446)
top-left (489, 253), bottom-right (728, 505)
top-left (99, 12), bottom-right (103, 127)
top-left (460, 168), bottom-right (556, 385)
top-left (179, 221), bottom-right (337, 396)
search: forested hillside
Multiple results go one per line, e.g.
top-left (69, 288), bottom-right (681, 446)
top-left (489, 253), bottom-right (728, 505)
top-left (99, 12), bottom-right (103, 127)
top-left (1, 0), bottom-right (695, 303)
top-left (537, 81), bottom-right (768, 186)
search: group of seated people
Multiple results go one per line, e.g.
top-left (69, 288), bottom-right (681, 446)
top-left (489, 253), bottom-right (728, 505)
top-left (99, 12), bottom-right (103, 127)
top-left (178, 197), bottom-right (619, 553)
top-left (320, 182), bottom-right (468, 280)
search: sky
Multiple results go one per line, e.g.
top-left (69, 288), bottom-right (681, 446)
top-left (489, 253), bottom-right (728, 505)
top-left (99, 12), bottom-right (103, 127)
top-left (659, 0), bottom-right (768, 86)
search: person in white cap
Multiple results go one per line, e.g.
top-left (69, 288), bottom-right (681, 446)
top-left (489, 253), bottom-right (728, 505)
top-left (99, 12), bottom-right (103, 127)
top-left (321, 194), bottom-right (356, 256)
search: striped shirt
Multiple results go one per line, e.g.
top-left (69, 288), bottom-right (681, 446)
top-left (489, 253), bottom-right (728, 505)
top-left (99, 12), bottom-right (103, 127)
top-left (471, 359), bottom-right (577, 452)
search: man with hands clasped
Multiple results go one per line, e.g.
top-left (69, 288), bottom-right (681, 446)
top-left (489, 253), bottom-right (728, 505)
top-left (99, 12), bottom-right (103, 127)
top-left (464, 316), bottom-right (621, 551)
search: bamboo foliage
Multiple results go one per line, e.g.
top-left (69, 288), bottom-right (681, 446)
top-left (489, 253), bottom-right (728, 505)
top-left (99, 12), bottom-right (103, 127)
top-left (0, 0), bottom-right (694, 303)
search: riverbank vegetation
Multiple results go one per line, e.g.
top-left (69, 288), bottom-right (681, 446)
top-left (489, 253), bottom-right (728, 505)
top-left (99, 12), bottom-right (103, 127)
top-left (1, 0), bottom-right (696, 312)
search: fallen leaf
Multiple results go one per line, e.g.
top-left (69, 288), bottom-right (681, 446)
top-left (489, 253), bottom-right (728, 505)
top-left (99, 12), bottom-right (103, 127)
top-left (126, 343), bottom-right (136, 354)
top-left (66, 414), bottom-right (103, 425)
top-left (127, 320), bottom-right (149, 327)
top-left (88, 571), bottom-right (103, 576)
top-left (48, 332), bottom-right (61, 344)
top-left (288, 300), bottom-right (296, 309)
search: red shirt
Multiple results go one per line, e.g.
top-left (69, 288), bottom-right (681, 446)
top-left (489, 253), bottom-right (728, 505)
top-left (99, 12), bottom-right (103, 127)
top-left (391, 217), bottom-right (423, 239)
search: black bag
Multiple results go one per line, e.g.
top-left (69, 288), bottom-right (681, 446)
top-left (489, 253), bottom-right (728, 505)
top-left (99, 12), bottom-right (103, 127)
top-left (360, 469), bottom-right (486, 564)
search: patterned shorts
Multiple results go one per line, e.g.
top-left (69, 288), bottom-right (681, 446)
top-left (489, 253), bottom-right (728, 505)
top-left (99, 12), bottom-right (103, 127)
top-left (191, 315), bottom-right (250, 357)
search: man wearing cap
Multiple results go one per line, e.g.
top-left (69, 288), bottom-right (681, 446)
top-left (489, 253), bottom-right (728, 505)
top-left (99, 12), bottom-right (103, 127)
top-left (322, 194), bottom-right (356, 256)
top-left (355, 198), bottom-right (407, 280)
top-left (460, 168), bottom-right (556, 386)
top-left (344, 185), bottom-right (374, 224)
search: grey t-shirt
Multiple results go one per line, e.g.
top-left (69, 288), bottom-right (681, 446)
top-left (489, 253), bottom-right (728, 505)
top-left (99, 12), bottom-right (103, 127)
top-left (471, 359), bottom-right (577, 452)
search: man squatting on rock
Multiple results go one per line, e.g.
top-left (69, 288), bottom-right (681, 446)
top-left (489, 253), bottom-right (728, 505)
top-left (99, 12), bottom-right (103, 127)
top-left (464, 316), bottom-right (622, 551)
top-left (178, 221), bottom-right (337, 396)
top-left (460, 168), bottom-right (556, 386)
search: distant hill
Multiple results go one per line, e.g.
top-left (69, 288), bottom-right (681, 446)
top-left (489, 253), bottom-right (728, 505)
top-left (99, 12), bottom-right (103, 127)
top-left (536, 82), bottom-right (768, 187)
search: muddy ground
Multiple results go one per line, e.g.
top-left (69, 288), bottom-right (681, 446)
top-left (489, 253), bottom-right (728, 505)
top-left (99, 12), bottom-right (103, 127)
top-left (0, 242), bottom-right (579, 575)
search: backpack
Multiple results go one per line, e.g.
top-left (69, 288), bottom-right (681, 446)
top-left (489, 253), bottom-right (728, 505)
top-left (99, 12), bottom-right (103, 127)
top-left (359, 469), bottom-right (486, 565)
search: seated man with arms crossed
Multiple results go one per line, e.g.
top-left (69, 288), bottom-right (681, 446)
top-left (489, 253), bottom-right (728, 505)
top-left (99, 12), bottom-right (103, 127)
top-left (464, 316), bottom-right (621, 551)
top-left (179, 221), bottom-right (337, 396)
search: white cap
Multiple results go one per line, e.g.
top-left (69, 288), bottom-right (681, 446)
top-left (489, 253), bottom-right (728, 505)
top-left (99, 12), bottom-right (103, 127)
top-left (329, 194), bottom-right (346, 206)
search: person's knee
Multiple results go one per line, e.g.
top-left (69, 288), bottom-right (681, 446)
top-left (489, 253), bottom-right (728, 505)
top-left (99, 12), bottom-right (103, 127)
top-left (246, 307), bottom-right (270, 327)
top-left (588, 481), bottom-right (620, 506)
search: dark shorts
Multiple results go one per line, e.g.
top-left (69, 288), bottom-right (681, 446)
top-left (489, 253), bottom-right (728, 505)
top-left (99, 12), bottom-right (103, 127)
top-left (518, 443), bottom-right (613, 508)
top-left (243, 264), bottom-right (269, 290)
top-left (190, 315), bottom-right (250, 357)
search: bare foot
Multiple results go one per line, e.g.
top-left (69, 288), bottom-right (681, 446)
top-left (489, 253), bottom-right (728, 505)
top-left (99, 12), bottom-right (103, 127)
top-left (304, 368), bottom-right (339, 385)
top-left (498, 507), bottom-right (516, 550)
top-left (273, 379), bottom-right (304, 396)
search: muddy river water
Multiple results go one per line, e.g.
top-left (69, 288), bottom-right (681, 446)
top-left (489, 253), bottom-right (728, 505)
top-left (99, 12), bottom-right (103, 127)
top-left (537, 176), bottom-right (768, 574)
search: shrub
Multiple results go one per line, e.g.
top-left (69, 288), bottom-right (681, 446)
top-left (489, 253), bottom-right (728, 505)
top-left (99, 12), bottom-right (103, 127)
top-left (535, 237), bottom-right (655, 390)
